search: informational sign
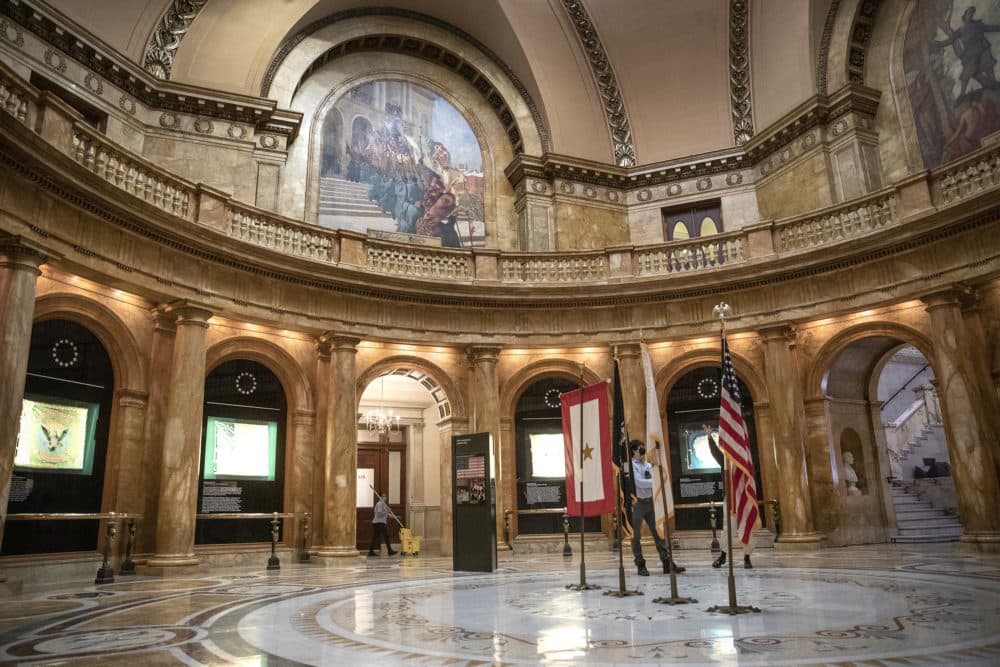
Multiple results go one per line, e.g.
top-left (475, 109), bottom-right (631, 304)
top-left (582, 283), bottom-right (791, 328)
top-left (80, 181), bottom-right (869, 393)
top-left (452, 432), bottom-right (496, 572)
top-left (456, 455), bottom-right (486, 505)
top-left (356, 468), bottom-right (375, 508)
top-left (8, 475), bottom-right (33, 503)
top-left (525, 482), bottom-right (561, 505)
top-left (201, 481), bottom-right (244, 512)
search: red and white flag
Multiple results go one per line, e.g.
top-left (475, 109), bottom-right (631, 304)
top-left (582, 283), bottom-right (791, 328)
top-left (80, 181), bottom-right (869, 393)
top-left (561, 382), bottom-right (615, 517)
top-left (641, 343), bottom-right (674, 541)
top-left (718, 334), bottom-right (760, 545)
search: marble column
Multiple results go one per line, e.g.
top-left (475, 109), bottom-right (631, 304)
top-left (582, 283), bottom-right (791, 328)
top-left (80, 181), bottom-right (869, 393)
top-left (0, 239), bottom-right (46, 578)
top-left (310, 338), bottom-right (332, 549)
top-left (468, 346), bottom-right (506, 551)
top-left (112, 389), bottom-right (149, 514)
top-left (960, 294), bottom-right (1000, 474)
top-left (923, 291), bottom-right (1000, 550)
top-left (868, 400), bottom-right (897, 541)
top-left (138, 308), bottom-right (176, 554)
top-left (147, 303), bottom-right (212, 569)
top-left (291, 408), bottom-right (316, 551)
top-left (438, 416), bottom-right (469, 557)
top-left (407, 422), bottom-right (426, 540)
top-left (759, 326), bottom-right (823, 548)
top-left (499, 416), bottom-right (515, 540)
top-left (613, 343), bottom-right (647, 441)
top-left (313, 335), bottom-right (361, 558)
top-left (803, 397), bottom-right (839, 538)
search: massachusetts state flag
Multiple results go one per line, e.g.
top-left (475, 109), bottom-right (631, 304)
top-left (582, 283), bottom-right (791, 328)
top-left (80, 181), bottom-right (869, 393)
top-left (718, 333), bottom-right (761, 545)
top-left (641, 343), bottom-right (674, 541)
top-left (561, 382), bottom-right (615, 517)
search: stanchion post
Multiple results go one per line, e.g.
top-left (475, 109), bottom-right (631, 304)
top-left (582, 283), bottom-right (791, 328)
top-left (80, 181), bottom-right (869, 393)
top-left (299, 513), bottom-right (311, 563)
top-left (120, 519), bottom-right (136, 575)
top-left (562, 512), bottom-right (572, 558)
top-left (709, 505), bottom-right (720, 553)
top-left (267, 513), bottom-right (281, 571)
top-left (95, 513), bottom-right (117, 585)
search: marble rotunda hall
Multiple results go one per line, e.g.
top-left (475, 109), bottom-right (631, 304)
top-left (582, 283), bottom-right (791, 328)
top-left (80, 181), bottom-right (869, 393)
top-left (1, 0), bottom-right (999, 664)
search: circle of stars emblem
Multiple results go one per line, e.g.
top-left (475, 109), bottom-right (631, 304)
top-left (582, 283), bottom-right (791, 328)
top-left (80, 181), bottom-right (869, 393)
top-left (697, 377), bottom-right (718, 399)
top-left (235, 371), bottom-right (257, 396)
top-left (544, 388), bottom-right (561, 409)
top-left (51, 338), bottom-right (79, 368)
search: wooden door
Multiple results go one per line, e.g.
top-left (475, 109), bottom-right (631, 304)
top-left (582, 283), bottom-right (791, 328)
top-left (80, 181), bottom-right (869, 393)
top-left (356, 436), bottom-right (407, 551)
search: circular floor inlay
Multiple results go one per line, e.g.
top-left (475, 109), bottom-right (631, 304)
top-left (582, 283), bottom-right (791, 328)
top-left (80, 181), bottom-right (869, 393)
top-left (5, 627), bottom-right (201, 658)
top-left (236, 567), bottom-right (1000, 666)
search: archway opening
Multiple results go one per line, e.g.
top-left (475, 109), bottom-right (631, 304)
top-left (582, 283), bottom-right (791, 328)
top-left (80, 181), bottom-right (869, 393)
top-left (196, 359), bottom-right (287, 545)
top-left (665, 366), bottom-right (764, 533)
top-left (3, 319), bottom-right (114, 555)
top-left (356, 369), bottom-right (447, 554)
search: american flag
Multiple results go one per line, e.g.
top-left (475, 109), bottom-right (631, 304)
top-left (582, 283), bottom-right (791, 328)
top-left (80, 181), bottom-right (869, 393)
top-left (719, 333), bottom-right (760, 545)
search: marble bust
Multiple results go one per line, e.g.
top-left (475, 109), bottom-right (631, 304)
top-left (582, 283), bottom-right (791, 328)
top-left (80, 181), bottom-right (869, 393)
top-left (844, 451), bottom-right (862, 496)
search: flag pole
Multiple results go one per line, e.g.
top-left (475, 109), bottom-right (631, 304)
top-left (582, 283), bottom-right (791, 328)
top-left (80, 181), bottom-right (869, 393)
top-left (707, 302), bottom-right (761, 615)
top-left (651, 438), bottom-right (696, 605)
top-left (606, 354), bottom-right (641, 598)
top-left (567, 363), bottom-right (600, 591)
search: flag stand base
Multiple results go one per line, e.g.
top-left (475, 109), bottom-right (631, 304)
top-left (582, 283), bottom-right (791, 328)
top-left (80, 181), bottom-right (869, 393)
top-left (653, 595), bottom-right (697, 605)
top-left (706, 603), bottom-right (761, 615)
top-left (566, 583), bottom-right (602, 591)
top-left (604, 588), bottom-right (642, 597)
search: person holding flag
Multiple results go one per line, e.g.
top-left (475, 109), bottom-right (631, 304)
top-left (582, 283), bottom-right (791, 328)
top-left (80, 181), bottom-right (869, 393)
top-left (629, 439), bottom-right (685, 576)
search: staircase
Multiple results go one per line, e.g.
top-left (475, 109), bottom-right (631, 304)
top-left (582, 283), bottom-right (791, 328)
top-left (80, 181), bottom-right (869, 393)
top-left (890, 481), bottom-right (961, 543)
top-left (318, 177), bottom-right (389, 218)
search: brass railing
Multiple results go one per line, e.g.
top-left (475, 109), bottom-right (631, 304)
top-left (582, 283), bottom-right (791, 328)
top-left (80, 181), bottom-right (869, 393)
top-left (195, 512), bottom-right (311, 569)
top-left (5, 512), bottom-right (142, 584)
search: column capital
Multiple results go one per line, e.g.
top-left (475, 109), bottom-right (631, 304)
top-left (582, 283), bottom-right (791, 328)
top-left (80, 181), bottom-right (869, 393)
top-left (0, 235), bottom-right (49, 274)
top-left (757, 324), bottom-right (795, 343)
top-left (164, 300), bottom-right (212, 327)
top-left (921, 288), bottom-right (965, 311)
top-left (468, 345), bottom-right (503, 364)
top-left (319, 332), bottom-right (361, 353)
top-left (611, 341), bottom-right (642, 359)
top-left (151, 304), bottom-right (178, 334)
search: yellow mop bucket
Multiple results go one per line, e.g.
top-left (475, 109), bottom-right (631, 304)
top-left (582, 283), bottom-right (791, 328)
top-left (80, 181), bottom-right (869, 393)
top-left (399, 527), bottom-right (421, 556)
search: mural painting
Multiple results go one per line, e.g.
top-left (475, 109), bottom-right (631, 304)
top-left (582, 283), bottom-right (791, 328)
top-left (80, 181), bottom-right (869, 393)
top-left (904, 1), bottom-right (1000, 169)
top-left (318, 81), bottom-right (486, 248)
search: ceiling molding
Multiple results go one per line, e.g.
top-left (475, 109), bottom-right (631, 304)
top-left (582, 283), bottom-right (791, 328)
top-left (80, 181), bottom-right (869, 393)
top-left (141, 0), bottom-right (207, 80)
top-left (847, 0), bottom-right (883, 85)
top-left (259, 6), bottom-right (550, 153)
top-left (729, 0), bottom-right (754, 145)
top-left (558, 0), bottom-right (636, 167)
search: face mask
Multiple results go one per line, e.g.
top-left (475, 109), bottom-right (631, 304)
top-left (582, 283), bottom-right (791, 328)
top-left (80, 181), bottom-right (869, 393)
top-left (634, 446), bottom-right (646, 457)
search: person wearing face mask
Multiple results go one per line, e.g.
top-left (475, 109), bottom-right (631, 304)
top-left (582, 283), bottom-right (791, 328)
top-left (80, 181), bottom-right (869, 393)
top-left (629, 440), bottom-right (686, 577)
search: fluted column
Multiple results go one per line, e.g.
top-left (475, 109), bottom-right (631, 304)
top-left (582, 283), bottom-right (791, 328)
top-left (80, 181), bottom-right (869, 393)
top-left (0, 240), bottom-right (46, 574)
top-left (147, 303), bottom-right (212, 568)
top-left (469, 346), bottom-right (505, 550)
top-left (138, 309), bottom-right (176, 554)
top-left (313, 334), bottom-right (361, 558)
top-left (759, 326), bottom-right (823, 548)
top-left (923, 291), bottom-right (1000, 550)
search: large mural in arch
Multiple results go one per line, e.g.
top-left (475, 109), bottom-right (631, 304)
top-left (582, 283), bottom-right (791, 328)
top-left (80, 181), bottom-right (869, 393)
top-left (904, 1), bottom-right (1000, 169)
top-left (318, 80), bottom-right (486, 248)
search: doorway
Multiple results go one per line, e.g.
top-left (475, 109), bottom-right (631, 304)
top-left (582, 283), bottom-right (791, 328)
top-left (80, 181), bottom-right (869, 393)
top-left (356, 435), bottom-right (407, 552)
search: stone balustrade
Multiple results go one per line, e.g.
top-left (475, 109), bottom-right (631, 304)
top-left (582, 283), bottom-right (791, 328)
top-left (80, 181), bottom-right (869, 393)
top-left (930, 142), bottom-right (1000, 207)
top-left (228, 205), bottom-right (335, 262)
top-left (0, 67), bottom-right (34, 127)
top-left (499, 253), bottom-right (608, 283)
top-left (71, 127), bottom-right (193, 219)
top-left (635, 232), bottom-right (745, 276)
top-left (366, 242), bottom-right (474, 281)
top-left (774, 189), bottom-right (898, 253)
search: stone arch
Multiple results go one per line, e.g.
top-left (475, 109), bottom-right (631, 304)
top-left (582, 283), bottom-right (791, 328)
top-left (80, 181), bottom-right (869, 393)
top-left (357, 355), bottom-right (466, 420)
top-left (32, 292), bottom-right (146, 392)
top-left (806, 321), bottom-right (934, 400)
top-left (500, 358), bottom-right (604, 419)
top-left (655, 347), bottom-right (768, 407)
top-left (818, 0), bottom-right (884, 93)
top-left (205, 336), bottom-right (314, 413)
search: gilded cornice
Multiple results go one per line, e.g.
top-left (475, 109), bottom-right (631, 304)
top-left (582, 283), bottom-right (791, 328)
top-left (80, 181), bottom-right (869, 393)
top-left (559, 0), bottom-right (636, 167)
top-left (0, 0), bottom-right (299, 133)
top-left (258, 6), bottom-right (550, 153)
top-left (141, 0), bottom-right (207, 80)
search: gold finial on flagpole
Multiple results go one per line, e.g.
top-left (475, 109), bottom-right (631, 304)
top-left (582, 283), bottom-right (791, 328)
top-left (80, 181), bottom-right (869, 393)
top-left (713, 302), bottom-right (732, 336)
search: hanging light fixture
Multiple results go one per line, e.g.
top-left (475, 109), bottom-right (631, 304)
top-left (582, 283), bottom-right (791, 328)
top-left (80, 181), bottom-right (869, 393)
top-left (365, 376), bottom-right (400, 435)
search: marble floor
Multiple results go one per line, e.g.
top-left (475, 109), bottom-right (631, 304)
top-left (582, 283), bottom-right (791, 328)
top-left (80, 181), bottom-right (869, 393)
top-left (1, 544), bottom-right (999, 666)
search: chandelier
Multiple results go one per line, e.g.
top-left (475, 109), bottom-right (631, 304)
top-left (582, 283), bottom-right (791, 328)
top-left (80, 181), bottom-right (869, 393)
top-left (364, 376), bottom-right (400, 435)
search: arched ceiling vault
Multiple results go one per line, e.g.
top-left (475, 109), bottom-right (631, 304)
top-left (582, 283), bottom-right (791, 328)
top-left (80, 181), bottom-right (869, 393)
top-left (38, 0), bottom-right (837, 167)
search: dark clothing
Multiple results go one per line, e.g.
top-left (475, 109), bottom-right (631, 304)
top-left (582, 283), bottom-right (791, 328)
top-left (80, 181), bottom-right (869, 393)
top-left (629, 497), bottom-right (669, 566)
top-left (369, 522), bottom-right (392, 555)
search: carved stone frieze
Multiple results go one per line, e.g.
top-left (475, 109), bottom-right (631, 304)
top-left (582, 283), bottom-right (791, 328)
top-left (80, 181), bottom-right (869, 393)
top-left (559, 0), bottom-right (636, 167)
top-left (83, 72), bottom-right (103, 96)
top-left (847, 0), bottom-right (883, 85)
top-left (729, 0), bottom-right (754, 145)
top-left (118, 94), bottom-right (136, 115)
top-left (0, 17), bottom-right (22, 46)
top-left (43, 48), bottom-right (65, 72)
top-left (142, 0), bottom-right (207, 80)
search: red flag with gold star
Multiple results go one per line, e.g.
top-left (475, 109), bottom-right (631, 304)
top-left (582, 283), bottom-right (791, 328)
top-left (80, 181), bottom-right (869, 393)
top-left (561, 382), bottom-right (615, 517)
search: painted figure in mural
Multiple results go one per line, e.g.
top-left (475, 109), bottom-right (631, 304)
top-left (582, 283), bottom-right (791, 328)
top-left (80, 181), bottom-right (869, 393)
top-left (932, 6), bottom-right (1000, 96)
top-left (440, 214), bottom-right (462, 248)
top-left (943, 88), bottom-right (1000, 160)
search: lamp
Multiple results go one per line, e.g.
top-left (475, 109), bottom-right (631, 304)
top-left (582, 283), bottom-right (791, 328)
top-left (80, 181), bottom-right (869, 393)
top-left (365, 376), bottom-right (400, 435)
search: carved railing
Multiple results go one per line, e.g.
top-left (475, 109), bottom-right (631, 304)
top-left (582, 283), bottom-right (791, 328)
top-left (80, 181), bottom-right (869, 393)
top-left (0, 66), bottom-right (35, 128)
top-left (366, 242), bottom-right (474, 280)
top-left (228, 204), bottom-right (335, 262)
top-left (500, 253), bottom-right (608, 283)
top-left (774, 189), bottom-right (898, 253)
top-left (635, 232), bottom-right (745, 276)
top-left (930, 142), bottom-right (1000, 207)
top-left (72, 126), bottom-right (193, 219)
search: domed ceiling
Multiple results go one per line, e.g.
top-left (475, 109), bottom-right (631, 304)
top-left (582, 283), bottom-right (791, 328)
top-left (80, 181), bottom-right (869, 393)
top-left (45, 0), bottom-right (830, 166)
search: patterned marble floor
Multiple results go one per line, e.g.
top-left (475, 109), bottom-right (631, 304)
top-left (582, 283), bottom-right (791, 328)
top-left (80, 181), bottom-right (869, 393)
top-left (1, 544), bottom-right (999, 665)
